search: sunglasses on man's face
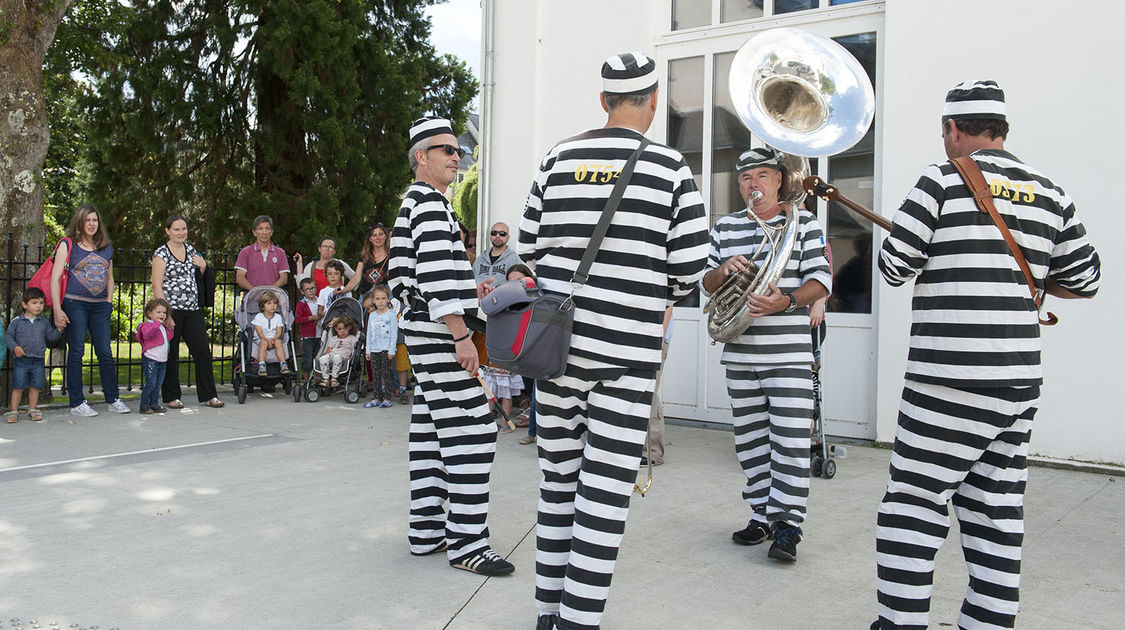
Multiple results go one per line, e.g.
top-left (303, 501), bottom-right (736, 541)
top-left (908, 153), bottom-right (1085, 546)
top-left (427, 144), bottom-right (466, 158)
top-left (491, 230), bottom-right (507, 237)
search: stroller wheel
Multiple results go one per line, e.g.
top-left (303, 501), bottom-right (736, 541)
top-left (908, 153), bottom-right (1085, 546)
top-left (305, 388), bottom-right (320, 403)
top-left (292, 384), bottom-right (302, 403)
top-left (237, 384), bottom-right (248, 404)
top-left (344, 390), bottom-right (361, 405)
top-left (823, 459), bottom-right (837, 479)
top-left (811, 455), bottom-right (824, 478)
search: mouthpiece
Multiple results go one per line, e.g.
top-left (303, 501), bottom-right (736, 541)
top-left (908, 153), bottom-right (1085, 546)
top-left (750, 190), bottom-right (763, 203)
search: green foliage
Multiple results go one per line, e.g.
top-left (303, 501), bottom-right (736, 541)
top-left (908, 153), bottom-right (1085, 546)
top-left (452, 155), bottom-right (479, 230)
top-left (57, 0), bottom-right (478, 262)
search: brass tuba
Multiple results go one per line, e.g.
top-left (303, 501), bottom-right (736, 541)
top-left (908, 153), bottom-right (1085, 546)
top-left (704, 27), bottom-right (875, 344)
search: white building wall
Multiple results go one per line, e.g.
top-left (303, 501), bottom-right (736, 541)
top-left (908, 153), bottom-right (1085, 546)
top-left (484, 0), bottom-right (1123, 464)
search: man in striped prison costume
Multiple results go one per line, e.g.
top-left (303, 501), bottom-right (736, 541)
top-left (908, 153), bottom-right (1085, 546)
top-left (387, 116), bottom-right (515, 577)
top-left (872, 80), bottom-right (1101, 630)
top-left (518, 52), bottom-right (709, 630)
top-left (702, 148), bottom-right (832, 563)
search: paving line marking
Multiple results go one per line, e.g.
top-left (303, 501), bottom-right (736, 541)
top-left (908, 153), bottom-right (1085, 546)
top-left (0, 434), bottom-right (276, 474)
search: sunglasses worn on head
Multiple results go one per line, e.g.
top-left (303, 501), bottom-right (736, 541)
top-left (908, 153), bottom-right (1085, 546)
top-left (427, 144), bottom-right (466, 158)
top-left (491, 230), bottom-right (507, 237)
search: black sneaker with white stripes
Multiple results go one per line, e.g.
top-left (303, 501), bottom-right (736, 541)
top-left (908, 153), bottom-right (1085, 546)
top-left (450, 548), bottom-right (515, 576)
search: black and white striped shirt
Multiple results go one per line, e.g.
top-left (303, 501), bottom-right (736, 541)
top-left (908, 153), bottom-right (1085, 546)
top-left (518, 127), bottom-right (709, 372)
top-left (706, 208), bottom-right (832, 365)
top-left (388, 182), bottom-right (480, 328)
top-left (880, 149), bottom-right (1100, 387)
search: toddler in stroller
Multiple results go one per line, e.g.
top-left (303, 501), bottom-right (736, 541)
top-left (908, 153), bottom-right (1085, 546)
top-left (234, 286), bottom-right (298, 403)
top-left (299, 296), bottom-right (367, 404)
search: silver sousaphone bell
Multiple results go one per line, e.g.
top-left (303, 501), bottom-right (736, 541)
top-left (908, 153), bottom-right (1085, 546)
top-left (705, 27), bottom-right (875, 343)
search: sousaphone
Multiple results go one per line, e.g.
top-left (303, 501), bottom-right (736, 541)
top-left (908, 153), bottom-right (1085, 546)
top-left (705, 27), bottom-right (876, 343)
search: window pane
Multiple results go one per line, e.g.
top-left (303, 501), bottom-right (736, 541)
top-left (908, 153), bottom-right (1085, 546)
top-left (776, 0), bottom-right (816, 14)
top-left (831, 0), bottom-right (869, 5)
top-left (668, 56), bottom-right (706, 306)
top-left (710, 51), bottom-right (752, 225)
top-left (721, 0), bottom-right (764, 23)
top-left (672, 0), bottom-right (711, 30)
top-left (826, 32), bottom-right (877, 315)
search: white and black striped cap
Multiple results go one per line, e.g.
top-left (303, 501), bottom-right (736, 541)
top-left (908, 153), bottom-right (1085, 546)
top-left (736, 147), bottom-right (780, 173)
top-left (601, 52), bottom-right (658, 95)
top-left (942, 79), bottom-right (1006, 121)
top-left (409, 116), bottom-right (454, 146)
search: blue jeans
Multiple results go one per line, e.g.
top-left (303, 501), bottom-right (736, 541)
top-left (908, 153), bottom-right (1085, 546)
top-left (141, 356), bottom-right (166, 410)
top-left (63, 298), bottom-right (119, 407)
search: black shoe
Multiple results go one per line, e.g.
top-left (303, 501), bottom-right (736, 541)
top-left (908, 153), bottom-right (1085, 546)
top-left (450, 548), bottom-right (515, 576)
top-left (409, 541), bottom-right (447, 557)
top-left (768, 525), bottom-right (800, 561)
top-left (732, 520), bottom-right (771, 546)
top-left (535, 614), bottom-right (558, 630)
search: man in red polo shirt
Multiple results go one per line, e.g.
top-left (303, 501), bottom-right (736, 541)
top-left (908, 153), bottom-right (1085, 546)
top-left (235, 215), bottom-right (290, 291)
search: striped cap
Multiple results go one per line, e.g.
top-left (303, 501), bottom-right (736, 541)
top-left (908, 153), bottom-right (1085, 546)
top-left (942, 79), bottom-right (1006, 121)
top-left (601, 52), bottom-right (658, 95)
top-left (409, 116), bottom-right (454, 146)
top-left (736, 147), bottom-right (780, 173)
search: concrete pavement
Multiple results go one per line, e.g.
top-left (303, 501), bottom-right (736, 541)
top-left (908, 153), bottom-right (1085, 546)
top-left (0, 393), bottom-right (1121, 629)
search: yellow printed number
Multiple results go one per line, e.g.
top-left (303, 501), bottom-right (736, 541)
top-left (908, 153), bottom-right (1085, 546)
top-left (574, 163), bottom-right (621, 183)
top-left (988, 178), bottom-right (1035, 203)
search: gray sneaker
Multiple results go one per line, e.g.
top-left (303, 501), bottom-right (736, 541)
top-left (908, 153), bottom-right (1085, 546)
top-left (70, 402), bottom-right (98, 417)
top-left (107, 400), bottom-right (132, 414)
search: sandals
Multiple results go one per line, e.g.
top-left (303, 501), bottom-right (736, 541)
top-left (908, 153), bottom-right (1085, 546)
top-left (205, 398), bottom-right (225, 408)
top-left (166, 400), bottom-right (185, 409)
top-left (497, 425), bottom-right (513, 434)
top-left (28, 409), bottom-right (43, 422)
top-left (519, 435), bottom-right (535, 445)
top-left (6, 411), bottom-right (19, 424)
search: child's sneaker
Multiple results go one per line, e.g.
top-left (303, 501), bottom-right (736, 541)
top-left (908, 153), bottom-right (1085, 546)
top-left (379, 400), bottom-right (392, 408)
top-left (257, 363), bottom-right (267, 376)
top-left (363, 400), bottom-right (378, 408)
top-left (279, 364), bottom-right (290, 375)
top-left (70, 402), bottom-right (98, 417)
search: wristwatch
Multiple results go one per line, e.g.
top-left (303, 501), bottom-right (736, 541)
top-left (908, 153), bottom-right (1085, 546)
top-left (784, 292), bottom-right (798, 313)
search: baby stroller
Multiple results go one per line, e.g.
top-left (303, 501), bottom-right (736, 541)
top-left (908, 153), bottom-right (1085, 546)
top-left (809, 322), bottom-right (838, 479)
top-left (297, 296), bottom-right (367, 404)
top-left (233, 286), bottom-right (299, 404)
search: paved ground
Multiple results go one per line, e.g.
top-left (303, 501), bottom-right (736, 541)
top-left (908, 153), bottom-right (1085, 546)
top-left (0, 393), bottom-right (1121, 629)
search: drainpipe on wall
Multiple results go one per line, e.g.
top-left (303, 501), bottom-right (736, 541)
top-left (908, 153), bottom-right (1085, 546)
top-left (478, 0), bottom-right (496, 254)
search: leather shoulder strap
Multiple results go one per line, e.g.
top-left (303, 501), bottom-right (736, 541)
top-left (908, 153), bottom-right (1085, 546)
top-left (950, 156), bottom-right (1057, 325)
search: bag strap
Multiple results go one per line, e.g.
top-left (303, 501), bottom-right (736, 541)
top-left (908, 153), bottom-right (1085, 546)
top-left (571, 137), bottom-right (652, 287)
top-left (950, 156), bottom-right (1057, 326)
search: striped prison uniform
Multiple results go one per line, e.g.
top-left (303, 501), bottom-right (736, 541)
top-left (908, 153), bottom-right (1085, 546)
top-left (519, 127), bottom-right (709, 629)
top-left (706, 208), bottom-right (832, 535)
top-left (875, 149), bottom-right (1101, 630)
top-left (388, 181), bottom-right (497, 562)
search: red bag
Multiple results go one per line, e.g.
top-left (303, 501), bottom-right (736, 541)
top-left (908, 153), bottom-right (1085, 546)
top-left (27, 237), bottom-right (72, 308)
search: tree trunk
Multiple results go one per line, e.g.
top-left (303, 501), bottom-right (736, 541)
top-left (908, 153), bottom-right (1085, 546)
top-left (0, 0), bottom-right (75, 248)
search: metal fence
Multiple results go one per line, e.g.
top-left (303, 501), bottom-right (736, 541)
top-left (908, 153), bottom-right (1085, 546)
top-left (0, 232), bottom-right (250, 404)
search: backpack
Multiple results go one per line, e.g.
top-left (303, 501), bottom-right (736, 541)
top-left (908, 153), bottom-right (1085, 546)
top-left (481, 279), bottom-right (573, 380)
top-left (27, 237), bottom-right (73, 308)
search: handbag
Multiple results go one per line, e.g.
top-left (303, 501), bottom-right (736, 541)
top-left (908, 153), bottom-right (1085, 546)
top-left (950, 156), bottom-right (1057, 326)
top-left (27, 237), bottom-right (73, 308)
top-left (482, 137), bottom-right (651, 379)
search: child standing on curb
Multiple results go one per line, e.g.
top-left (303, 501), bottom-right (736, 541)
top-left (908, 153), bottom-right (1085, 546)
top-left (363, 286), bottom-right (397, 408)
top-left (295, 278), bottom-right (323, 380)
top-left (137, 298), bottom-right (174, 415)
top-left (6, 287), bottom-right (64, 423)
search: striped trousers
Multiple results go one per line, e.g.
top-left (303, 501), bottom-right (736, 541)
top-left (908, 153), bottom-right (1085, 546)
top-left (726, 364), bottom-right (813, 532)
top-left (875, 381), bottom-right (1039, 630)
top-left (404, 321), bottom-right (498, 562)
top-left (535, 355), bottom-right (656, 630)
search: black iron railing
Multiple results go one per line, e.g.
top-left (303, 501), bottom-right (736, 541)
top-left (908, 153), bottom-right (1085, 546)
top-left (0, 232), bottom-right (245, 404)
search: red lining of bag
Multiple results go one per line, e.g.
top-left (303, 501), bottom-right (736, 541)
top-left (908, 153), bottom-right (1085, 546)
top-left (510, 310), bottom-right (532, 356)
